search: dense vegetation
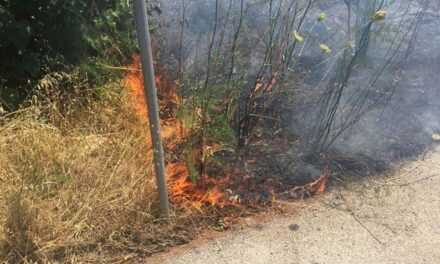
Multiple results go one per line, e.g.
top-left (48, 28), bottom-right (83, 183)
top-left (0, 0), bottom-right (143, 110)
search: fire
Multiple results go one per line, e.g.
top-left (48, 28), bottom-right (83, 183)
top-left (124, 55), bottom-right (148, 122)
top-left (167, 163), bottom-right (232, 210)
top-left (124, 55), bottom-right (329, 209)
top-left (124, 55), bottom-right (232, 210)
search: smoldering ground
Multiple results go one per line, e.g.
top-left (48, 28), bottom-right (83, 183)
top-left (155, 0), bottom-right (439, 179)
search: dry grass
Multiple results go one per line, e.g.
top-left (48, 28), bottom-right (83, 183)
top-left (0, 82), bottom-right (199, 263)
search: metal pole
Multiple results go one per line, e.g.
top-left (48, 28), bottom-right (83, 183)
top-left (133, 0), bottom-right (170, 217)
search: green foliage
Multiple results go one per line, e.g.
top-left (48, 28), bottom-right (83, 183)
top-left (84, 1), bottom-right (137, 65)
top-left (180, 80), bottom-right (237, 146)
top-left (0, 0), bottom-right (140, 110)
top-left (0, 1), bottom-right (86, 84)
top-left (206, 107), bottom-right (236, 145)
top-left (177, 81), bottom-right (237, 180)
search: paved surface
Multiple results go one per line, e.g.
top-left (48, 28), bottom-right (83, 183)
top-left (151, 147), bottom-right (440, 264)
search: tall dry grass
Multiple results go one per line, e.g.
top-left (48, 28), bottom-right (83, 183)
top-left (0, 81), bottom-right (194, 263)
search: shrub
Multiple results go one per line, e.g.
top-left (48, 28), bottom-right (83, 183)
top-left (0, 0), bottom-right (144, 109)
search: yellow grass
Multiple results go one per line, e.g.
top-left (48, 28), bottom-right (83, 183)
top-left (0, 83), bottom-right (192, 263)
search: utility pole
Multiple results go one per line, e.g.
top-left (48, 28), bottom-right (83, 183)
top-left (133, 0), bottom-right (170, 217)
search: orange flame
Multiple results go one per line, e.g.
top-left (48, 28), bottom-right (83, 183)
top-left (124, 55), bottom-right (233, 210)
top-left (124, 56), bottom-right (148, 122)
top-left (167, 163), bottom-right (233, 210)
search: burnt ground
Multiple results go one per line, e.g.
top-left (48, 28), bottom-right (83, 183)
top-left (150, 146), bottom-right (440, 264)
top-left (148, 2), bottom-right (440, 262)
top-left (272, 1), bottom-right (440, 186)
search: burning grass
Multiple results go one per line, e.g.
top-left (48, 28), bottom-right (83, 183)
top-left (0, 85), bottom-right (206, 263)
top-left (0, 98), bottom-right (170, 262)
top-left (124, 55), bottom-right (239, 211)
top-left (167, 163), bottom-right (234, 210)
top-left (0, 58), bottom-right (243, 263)
top-left (0, 56), bottom-right (329, 263)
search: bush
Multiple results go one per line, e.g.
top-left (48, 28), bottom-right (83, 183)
top-left (0, 0), bottom-right (142, 110)
top-left (0, 1), bottom-right (86, 104)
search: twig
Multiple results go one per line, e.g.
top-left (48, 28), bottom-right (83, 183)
top-left (350, 211), bottom-right (384, 245)
top-left (200, 0), bottom-right (220, 176)
top-left (227, 0), bottom-right (245, 86)
top-left (325, 193), bottom-right (384, 245)
top-left (248, 113), bottom-right (280, 121)
top-left (96, 63), bottom-right (140, 72)
top-left (387, 174), bottom-right (440, 187)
